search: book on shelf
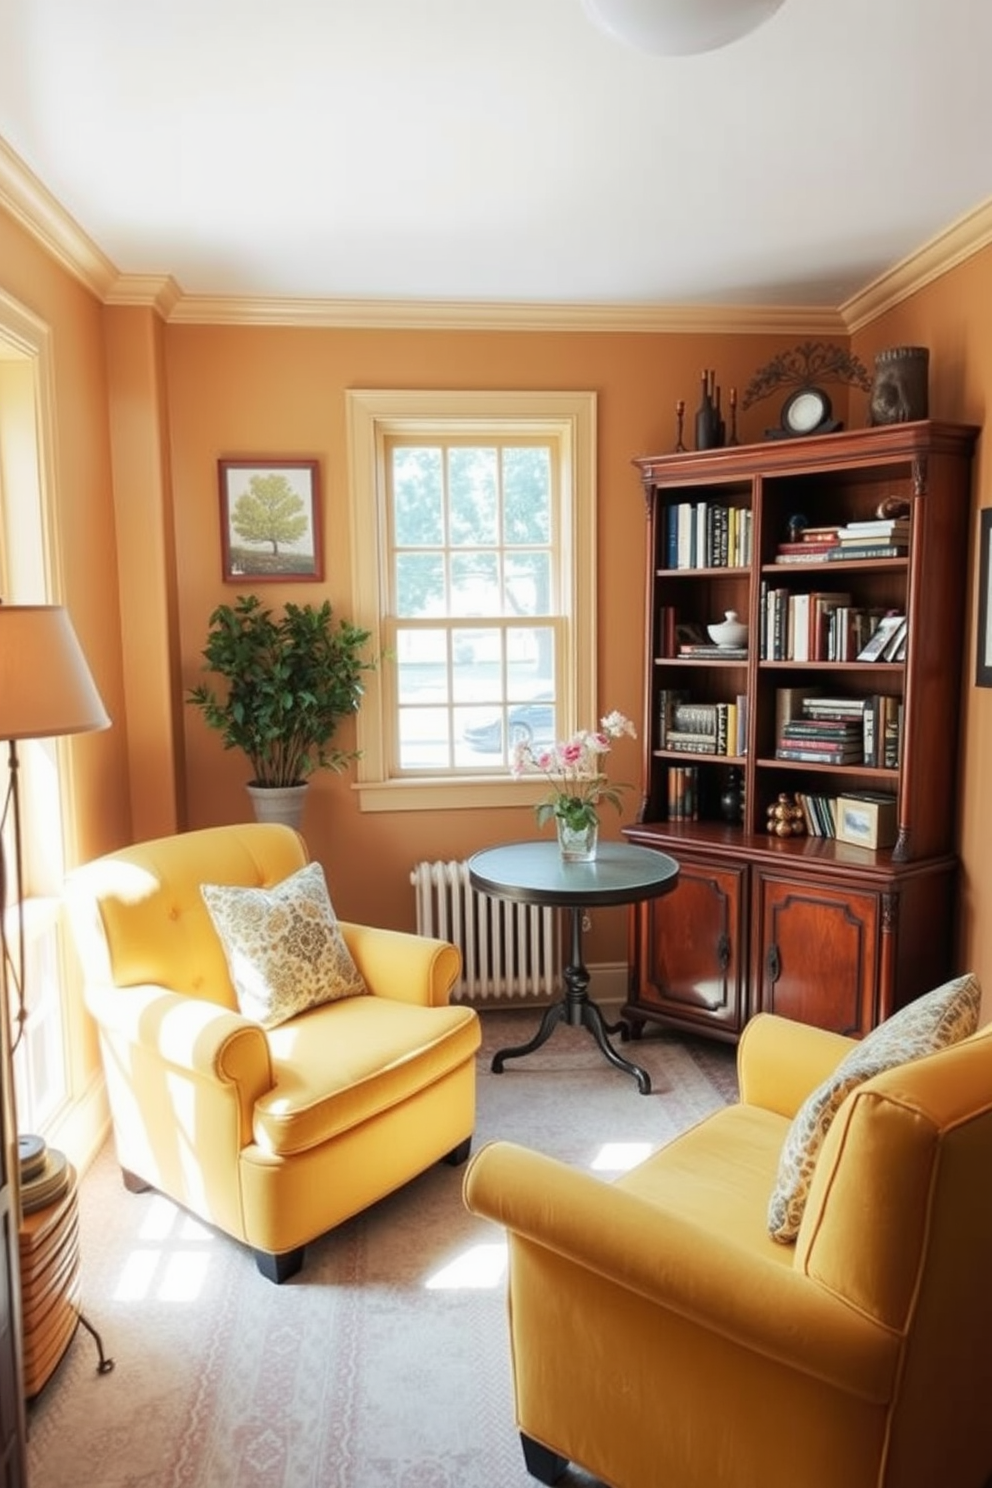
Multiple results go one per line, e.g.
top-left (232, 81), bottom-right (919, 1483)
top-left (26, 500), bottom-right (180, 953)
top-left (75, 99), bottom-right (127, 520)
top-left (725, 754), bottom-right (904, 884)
top-left (797, 524), bottom-right (842, 543)
top-left (678, 643), bottom-right (748, 659)
top-left (667, 765), bottom-right (699, 821)
top-left (835, 518), bottom-right (910, 540)
top-left (776, 745), bottom-right (864, 764)
top-left (656, 688), bottom-right (690, 748)
top-left (856, 613), bottom-right (906, 662)
top-left (824, 543), bottom-right (909, 561)
top-left (672, 701), bottom-right (718, 733)
top-left (774, 541), bottom-right (908, 564)
top-left (780, 719), bottom-right (862, 740)
top-left (801, 696), bottom-right (867, 719)
top-left (735, 692), bottom-right (748, 755)
top-left (775, 538), bottom-right (838, 556)
top-left (796, 791), bottom-right (838, 837)
top-left (666, 731), bottom-right (719, 754)
top-left (667, 501), bottom-right (752, 570)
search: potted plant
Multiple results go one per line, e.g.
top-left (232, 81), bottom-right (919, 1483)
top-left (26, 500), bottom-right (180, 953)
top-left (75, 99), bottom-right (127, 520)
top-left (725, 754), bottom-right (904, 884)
top-left (188, 594), bottom-right (375, 828)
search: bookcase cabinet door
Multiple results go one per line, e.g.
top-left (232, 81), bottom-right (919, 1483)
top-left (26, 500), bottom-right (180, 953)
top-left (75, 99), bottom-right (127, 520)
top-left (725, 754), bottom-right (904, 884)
top-left (625, 855), bottom-right (746, 1041)
top-left (752, 871), bottom-right (879, 1037)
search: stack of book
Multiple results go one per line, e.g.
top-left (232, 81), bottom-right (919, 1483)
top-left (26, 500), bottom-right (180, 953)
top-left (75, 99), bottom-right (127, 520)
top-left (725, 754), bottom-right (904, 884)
top-left (833, 517), bottom-right (910, 559)
top-left (774, 693), bottom-right (868, 765)
top-left (776, 714), bottom-right (865, 764)
top-left (774, 516), bottom-right (910, 564)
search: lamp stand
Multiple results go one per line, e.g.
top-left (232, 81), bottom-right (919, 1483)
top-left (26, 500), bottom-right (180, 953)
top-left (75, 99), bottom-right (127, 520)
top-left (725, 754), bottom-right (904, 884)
top-left (1, 741), bottom-right (26, 1055)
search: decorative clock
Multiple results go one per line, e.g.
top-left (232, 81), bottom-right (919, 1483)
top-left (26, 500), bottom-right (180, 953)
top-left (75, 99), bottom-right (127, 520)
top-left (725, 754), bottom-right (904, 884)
top-left (742, 342), bottom-right (871, 440)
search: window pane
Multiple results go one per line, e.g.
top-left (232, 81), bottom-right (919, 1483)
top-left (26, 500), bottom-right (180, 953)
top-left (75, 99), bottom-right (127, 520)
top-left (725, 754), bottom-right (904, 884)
top-left (508, 626), bottom-right (554, 701)
top-left (395, 552), bottom-right (445, 618)
top-left (398, 707), bottom-right (452, 770)
top-left (392, 447), bottom-right (443, 545)
top-left (453, 628), bottom-right (503, 701)
top-left (506, 551), bottom-right (553, 617)
top-left (448, 448), bottom-right (497, 547)
top-left (397, 628), bottom-right (447, 703)
top-left (503, 447), bottom-right (551, 545)
top-left (451, 551), bottom-right (500, 615)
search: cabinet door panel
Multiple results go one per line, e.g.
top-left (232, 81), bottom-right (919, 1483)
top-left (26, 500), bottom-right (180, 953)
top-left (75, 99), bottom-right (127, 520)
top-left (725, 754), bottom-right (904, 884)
top-left (632, 860), bottom-right (745, 1035)
top-left (754, 874), bottom-right (878, 1036)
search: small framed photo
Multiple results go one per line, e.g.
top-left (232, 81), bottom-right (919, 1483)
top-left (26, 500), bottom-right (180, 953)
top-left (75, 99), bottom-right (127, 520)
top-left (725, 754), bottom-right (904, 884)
top-left (218, 459), bottom-right (323, 582)
top-left (977, 507), bottom-right (992, 687)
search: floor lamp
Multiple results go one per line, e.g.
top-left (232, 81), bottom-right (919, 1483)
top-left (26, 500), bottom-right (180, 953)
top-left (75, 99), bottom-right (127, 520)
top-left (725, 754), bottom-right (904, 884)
top-left (0, 605), bottom-right (109, 1445)
top-left (0, 605), bottom-right (110, 1059)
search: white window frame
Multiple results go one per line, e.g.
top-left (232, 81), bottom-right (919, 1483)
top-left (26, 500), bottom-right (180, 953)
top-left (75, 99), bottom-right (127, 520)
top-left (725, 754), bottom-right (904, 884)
top-left (0, 288), bottom-right (77, 1137)
top-left (346, 390), bottom-right (597, 812)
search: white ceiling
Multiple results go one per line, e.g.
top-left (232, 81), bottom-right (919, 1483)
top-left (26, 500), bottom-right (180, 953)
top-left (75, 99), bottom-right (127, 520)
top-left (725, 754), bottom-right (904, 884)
top-left (1, 0), bottom-right (991, 314)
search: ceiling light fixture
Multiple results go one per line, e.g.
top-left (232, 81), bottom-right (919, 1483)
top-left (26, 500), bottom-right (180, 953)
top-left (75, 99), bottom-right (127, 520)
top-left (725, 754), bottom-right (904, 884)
top-left (580, 0), bottom-right (786, 55)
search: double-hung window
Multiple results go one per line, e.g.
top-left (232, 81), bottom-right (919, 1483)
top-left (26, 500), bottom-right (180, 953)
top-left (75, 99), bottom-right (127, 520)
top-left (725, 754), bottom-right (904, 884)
top-left (347, 391), bottom-right (596, 811)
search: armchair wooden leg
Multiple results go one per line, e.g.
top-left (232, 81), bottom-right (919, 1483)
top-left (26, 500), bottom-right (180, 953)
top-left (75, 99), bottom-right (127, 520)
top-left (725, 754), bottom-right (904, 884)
top-left (254, 1246), bottom-right (305, 1284)
top-left (521, 1432), bottom-right (568, 1484)
top-left (442, 1136), bottom-right (472, 1166)
top-left (121, 1167), bottom-right (151, 1193)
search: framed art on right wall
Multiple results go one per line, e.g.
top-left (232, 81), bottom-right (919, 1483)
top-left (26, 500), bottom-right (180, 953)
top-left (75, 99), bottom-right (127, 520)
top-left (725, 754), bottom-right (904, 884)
top-left (977, 507), bottom-right (992, 687)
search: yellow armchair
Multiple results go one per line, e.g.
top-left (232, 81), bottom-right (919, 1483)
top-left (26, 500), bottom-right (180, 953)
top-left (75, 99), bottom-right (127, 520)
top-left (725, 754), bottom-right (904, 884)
top-left (464, 1013), bottom-right (992, 1488)
top-left (67, 823), bottom-right (480, 1282)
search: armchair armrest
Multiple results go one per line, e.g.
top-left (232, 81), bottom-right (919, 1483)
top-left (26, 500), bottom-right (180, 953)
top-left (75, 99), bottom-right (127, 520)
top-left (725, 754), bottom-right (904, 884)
top-left (464, 1140), bottom-right (897, 1404)
top-left (338, 923), bottom-right (461, 1007)
top-left (84, 980), bottom-right (273, 1117)
top-left (738, 1012), bottom-right (857, 1118)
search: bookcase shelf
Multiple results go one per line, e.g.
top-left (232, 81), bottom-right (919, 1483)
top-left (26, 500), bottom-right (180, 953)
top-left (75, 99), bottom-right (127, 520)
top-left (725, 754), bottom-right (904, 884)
top-left (623, 420), bottom-right (978, 1044)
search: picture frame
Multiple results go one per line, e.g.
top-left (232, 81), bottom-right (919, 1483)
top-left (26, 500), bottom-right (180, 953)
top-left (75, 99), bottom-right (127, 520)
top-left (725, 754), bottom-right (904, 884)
top-left (977, 507), bottom-right (992, 687)
top-left (218, 458), bottom-right (323, 582)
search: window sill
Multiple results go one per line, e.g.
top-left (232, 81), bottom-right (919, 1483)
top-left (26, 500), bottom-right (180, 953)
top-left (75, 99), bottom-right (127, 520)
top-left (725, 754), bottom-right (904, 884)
top-left (354, 777), bottom-right (546, 813)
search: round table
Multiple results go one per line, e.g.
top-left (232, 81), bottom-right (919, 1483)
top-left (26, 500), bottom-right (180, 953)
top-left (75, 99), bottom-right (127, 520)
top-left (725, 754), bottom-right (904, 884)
top-left (468, 841), bottom-right (680, 1094)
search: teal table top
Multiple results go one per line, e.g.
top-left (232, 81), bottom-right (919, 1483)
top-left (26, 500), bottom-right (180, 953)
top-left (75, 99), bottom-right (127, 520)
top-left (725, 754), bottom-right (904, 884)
top-left (468, 840), bottom-right (679, 909)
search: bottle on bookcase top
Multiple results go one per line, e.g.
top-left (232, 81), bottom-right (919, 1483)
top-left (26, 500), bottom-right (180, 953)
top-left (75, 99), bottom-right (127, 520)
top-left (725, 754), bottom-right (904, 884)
top-left (694, 370), bottom-right (719, 450)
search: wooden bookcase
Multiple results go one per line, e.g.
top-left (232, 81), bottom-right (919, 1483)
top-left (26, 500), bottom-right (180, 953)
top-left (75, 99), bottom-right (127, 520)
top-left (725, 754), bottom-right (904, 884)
top-left (622, 420), bottom-right (979, 1043)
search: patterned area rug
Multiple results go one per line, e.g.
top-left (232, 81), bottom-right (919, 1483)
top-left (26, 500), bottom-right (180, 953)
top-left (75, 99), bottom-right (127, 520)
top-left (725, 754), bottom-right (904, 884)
top-left (27, 1009), bottom-right (737, 1488)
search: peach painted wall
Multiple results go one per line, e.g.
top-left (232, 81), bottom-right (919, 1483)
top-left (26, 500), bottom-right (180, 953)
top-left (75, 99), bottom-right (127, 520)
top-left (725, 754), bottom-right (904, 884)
top-left (0, 212), bottom-right (129, 861)
top-left (163, 323), bottom-right (805, 965)
top-left (852, 242), bottom-right (992, 1021)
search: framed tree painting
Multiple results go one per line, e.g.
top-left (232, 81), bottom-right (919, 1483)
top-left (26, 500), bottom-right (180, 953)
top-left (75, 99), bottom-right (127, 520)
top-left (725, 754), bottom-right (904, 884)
top-left (219, 458), bottom-right (323, 582)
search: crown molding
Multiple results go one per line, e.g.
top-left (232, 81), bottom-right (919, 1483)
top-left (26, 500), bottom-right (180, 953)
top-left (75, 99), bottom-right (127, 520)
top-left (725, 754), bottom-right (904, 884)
top-left (841, 196), bottom-right (992, 332)
top-left (162, 291), bottom-right (846, 335)
top-left (0, 136), bottom-right (116, 298)
top-left (103, 274), bottom-right (183, 319)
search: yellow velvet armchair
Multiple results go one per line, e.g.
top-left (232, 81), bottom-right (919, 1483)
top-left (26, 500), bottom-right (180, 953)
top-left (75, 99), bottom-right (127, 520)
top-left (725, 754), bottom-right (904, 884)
top-left (67, 823), bottom-right (480, 1282)
top-left (464, 1012), bottom-right (992, 1488)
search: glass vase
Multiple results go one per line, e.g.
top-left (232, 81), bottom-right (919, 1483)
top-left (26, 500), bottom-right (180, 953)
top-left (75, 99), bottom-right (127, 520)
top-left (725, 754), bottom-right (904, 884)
top-left (556, 815), bottom-right (599, 863)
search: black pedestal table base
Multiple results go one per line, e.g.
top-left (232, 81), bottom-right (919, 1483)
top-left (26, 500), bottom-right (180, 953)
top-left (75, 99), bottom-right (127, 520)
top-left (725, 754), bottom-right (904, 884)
top-left (491, 904), bottom-right (652, 1093)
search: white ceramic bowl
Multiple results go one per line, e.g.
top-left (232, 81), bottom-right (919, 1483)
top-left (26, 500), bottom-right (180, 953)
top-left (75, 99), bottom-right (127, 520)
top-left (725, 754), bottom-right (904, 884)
top-left (707, 610), bottom-right (748, 648)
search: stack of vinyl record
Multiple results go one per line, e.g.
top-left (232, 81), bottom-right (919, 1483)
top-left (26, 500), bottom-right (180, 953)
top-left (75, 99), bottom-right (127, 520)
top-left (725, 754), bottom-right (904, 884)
top-left (18, 1134), bottom-right (70, 1215)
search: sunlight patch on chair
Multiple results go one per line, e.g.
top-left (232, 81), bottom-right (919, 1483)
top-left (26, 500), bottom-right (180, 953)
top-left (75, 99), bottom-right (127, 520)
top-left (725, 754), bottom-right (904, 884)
top-left (424, 1241), bottom-right (507, 1290)
top-left (591, 1140), bottom-right (654, 1173)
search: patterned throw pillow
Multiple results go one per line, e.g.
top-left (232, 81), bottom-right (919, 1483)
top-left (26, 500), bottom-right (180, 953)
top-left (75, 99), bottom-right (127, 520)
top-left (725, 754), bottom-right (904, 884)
top-left (767, 973), bottom-right (982, 1244)
top-left (201, 860), bottom-right (367, 1028)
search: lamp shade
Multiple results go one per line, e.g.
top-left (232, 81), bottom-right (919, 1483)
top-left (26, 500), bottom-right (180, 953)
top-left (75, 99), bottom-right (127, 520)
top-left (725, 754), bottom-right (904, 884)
top-left (0, 605), bottom-right (110, 741)
top-left (581, 0), bottom-right (786, 55)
